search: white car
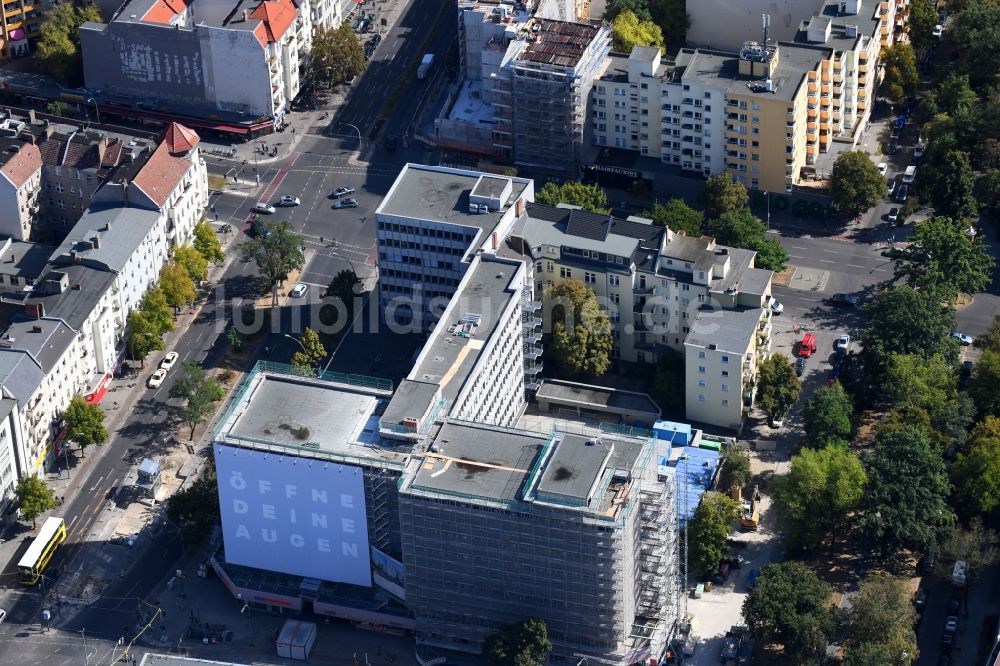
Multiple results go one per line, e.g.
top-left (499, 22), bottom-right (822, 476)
top-left (768, 296), bottom-right (784, 314)
top-left (951, 332), bottom-right (974, 346)
top-left (770, 416), bottom-right (785, 428)
top-left (147, 368), bottom-right (167, 388)
top-left (914, 144), bottom-right (926, 159)
top-left (159, 351), bottom-right (179, 370)
top-left (836, 334), bottom-right (851, 352)
top-left (932, 24), bottom-right (943, 37)
top-left (333, 198), bottom-right (359, 209)
top-left (291, 283), bottom-right (308, 298)
top-left (252, 202), bottom-right (276, 215)
top-left (278, 195), bottom-right (300, 207)
top-left (877, 162), bottom-right (888, 176)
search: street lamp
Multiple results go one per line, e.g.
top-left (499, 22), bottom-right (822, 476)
top-left (86, 98), bottom-right (100, 125)
top-left (80, 628), bottom-right (90, 666)
top-left (764, 191), bottom-right (771, 231)
top-left (342, 123), bottom-right (362, 158)
top-left (237, 593), bottom-right (254, 644)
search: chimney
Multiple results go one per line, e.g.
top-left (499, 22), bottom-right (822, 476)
top-left (91, 234), bottom-right (100, 249)
top-left (243, 9), bottom-right (249, 20)
top-left (120, 179), bottom-right (129, 201)
top-left (73, 282), bottom-right (82, 290)
top-left (96, 134), bottom-right (108, 163)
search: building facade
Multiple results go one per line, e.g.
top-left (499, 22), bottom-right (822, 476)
top-left (0, 140), bottom-right (42, 240)
top-left (81, 0), bottom-right (311, 125)
top-left (684, 307), bottom-right (772, 430)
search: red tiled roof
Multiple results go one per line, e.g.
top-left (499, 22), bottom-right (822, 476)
top-left (250, 0), bottom-right (296, 43)
top-left (130, 141), bottom-right (192, 208)
top-left (36, 133), bottom-right (102, 169)
top-left (163, 122), bottom-right (199, 154)
top-left (142, 0), bottom-right (188, 24)
top-left (0, 143), bottom-right (41, 188)
top-left (102, 139), bottom-right (125, 167)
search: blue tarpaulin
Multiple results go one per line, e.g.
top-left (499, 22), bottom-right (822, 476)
top-left (659, 446), bottom-right (720, 527)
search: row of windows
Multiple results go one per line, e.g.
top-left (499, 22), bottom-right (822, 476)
top-left (381, 269), bottom-right (460, 286)
top-left (696, 394), bottom-right (731, 407)
top-left (379, 239), bottom-right (466, 256)
top-left (377, 221), bottom-right (474, 242)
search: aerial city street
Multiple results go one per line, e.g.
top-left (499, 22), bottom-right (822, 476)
top-left (0, 0), bottom-right (997, 664)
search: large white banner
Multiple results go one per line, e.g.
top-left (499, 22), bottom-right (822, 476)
top-left (215, 444), bottom-right (372, 587)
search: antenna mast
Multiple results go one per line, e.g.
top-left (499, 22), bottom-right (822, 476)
top-left (762, 13), bottom-right (770, 45)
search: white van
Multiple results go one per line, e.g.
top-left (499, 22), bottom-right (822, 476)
top-left (902, 165), bottom-right (917, 183)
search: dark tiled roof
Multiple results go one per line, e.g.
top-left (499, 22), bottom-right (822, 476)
top-left (565, 210), bottom-right (612, 241)
top-left (524, 203), bottom-right (662, 245)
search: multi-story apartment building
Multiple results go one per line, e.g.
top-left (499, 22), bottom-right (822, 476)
top-left (0, 238), bottom-right (51, 295)
top-left (0, 123), bottom-right (207, 475)
top-left (0, 139), bottom-right (42, 240)
top-left (81, 0), bottom-right (311, 125)
top-left (684, 307), bottom-right (772, 431)
top-left (0, 0), bottom-right (40, 62)
top-left (592, 41), bottom-right (833, 192)
top-left (374, 163), bottom-right (534, 325)
top-left (508, 203), bottom-right (774, 365)
top-left (442, 2), bottom-right (609, 169)
top-left (0, 389), bottom-right (24, 515)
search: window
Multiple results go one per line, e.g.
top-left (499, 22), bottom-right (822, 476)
top-left (721, 355), bottom-right (730, 363)
top-left (546, 262), bottom-right (554, 273)
top-left (559, 267), bottom-right (572, 279)
top-left (698, 379), bottom-right (706, 387)
top-left (584, 272), bottom-right (596, 284)
top-left (609, 275), bottom-right (620, 286)
top-left (698, 351), bottom-right (705, 358)
top-left (704, 92), bottom-right (711, 99)
top-left (721, 384), bottom-right (729, 392)
top-left (610, 293), bottom-right (620, 304)
top-left (721, 399), bottom-right (729, 407)
top-left (721, 370), bottom-right (729, 377)
top-left (698, 366), bottom-right (706, 373)
top-left (698, 394), bottom-right (706, 401)
top-left (752, 102), bottom-right (760, 110)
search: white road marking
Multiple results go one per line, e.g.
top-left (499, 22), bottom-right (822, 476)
top-left (69, 515), bottom-right (78, 528)
top-left (89, 476), bottom-right (104, 492)
top-left (819, 259), bottom-right (835, 263)
top-left (848, 264), bottom-right (866, 268)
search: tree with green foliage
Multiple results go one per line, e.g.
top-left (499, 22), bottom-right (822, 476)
top-left (858, 425), bottom-right (955, 560)
top-left (702, 174), bottom-right (748, 218)
top-left (238, 221), bottom-right (305, 307)
top-left (952, 419), bottom-right (1000, 515)
top-left (880, 43), bottom-right (919, 105)
top-left (63, 394), bottom-right (108, 452)
top-left (15, 476), bottom-right (58, 528)
top-left (651, 348), bottom-right (685, 413)
top-left (756, 354), bottom-right (801, 421)
top-left (650, 0), bottom-right (688, 46)
top-left (893, 216), bottom-right (993, 299)
top-left (928, 152), bottom-right (979, 220)
top-left (545, 281), bottom-right (613, 377)
top-left (159, 261), bottom-right (197, 311)
top-left (126, 310), bottom-right (166, 366)
top-left (861, 287), bottom-right (958, 376)
top-left (907, 0), bottom-right (938, 52)
top-left (831, 151), bottom-right (886, 217)
top-left (535, 181), bottom-right (611, 214)
top-left (976, 168), bottom-right (1000, 216)
top-left (976, 314), bottom-right (1000, 352)
top-left (802, 382), bottom-right (854, 448)
top-left (482, 618), bottom-right (552, 666)
top-left (774, 444), bottom-right (867, 550)
top-left (291, 328), bottom-right (327, 373)
top-left (309, 24), bottom-right (366, 87)
top-left (939, 518), bottom-right (999, 592)
top-left (883, 353), bottom-right (975, 444)
top-left (140, 287), bottom-right (175, 335)
top-left (227, 326), bottom-right (243, 351)
top-left (170, 362), bottom-right (226, 439)
top-left (687, 493), bottom-right (740, 574)
top-left (642, 198), bottom-right (704, 237)
top-left (707, 208), bottom-right (788, 271)
top-left (949, 1), bottom-right (1000, 88)
top-left (934, 74), bottom-right (978, 119)
top-left (843, 574), bottom-right (919, 666)
top-left (604, 0), bottom-right (652, 21)
top-left (742, 562), bottom-right (835, 664)
top-left (971, 350), bottom-right (1000, 417)
top-left (193, 221), bottom-right (225, 264)
top-left (173, 245), bottom-right (209, 283)
top-left (36, 1), bottom-right (102, 86)
top-left (167, 461), bottom-right (220, 542)
top-left (611, 10), bottom-right (664, 53)
top-left (718, 445), bottom-right (753, 494)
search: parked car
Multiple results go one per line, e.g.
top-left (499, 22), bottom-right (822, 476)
top-left (795, 356), bottom-right (806, 376)
top-left (721, 633), bottom-right (740, 662)
top-left (877, 162), bottom-right (888, 175)
top-left (252, 217), bottom-right (271, 238)
top-left (896, 184), bottom-right (909, 203)
top-left (960, 360), bottom-right (974, 388)
top-left (887, 207), bottom-right (899, 223)
top-left (768, 296), bottom-right (783, 314)
top-left (252, 202), bottom-right (276, 215)
top-left (278, 195), bottom-right (300, 207)
top-left (747, 569), bottom-right (760, 591)
top-left (159, 351), bottom-right (179, 370)
top-left (948, 596), bottom-right (961, 614)
top-left (770, 415), bottom-right (786, 428)
top-left (147, 369), bottom-right (167, 388)
top-left (915, 143), bottom-right (927, 159)
top-left (941, 631), bottom-right (955, 652)
top-left (932, 24), bottom-right (943, 37)
top-left (836, 335), bottom-right (850, 352)
top-left (291, 283), bottom-right (308, 298)
top-left (333, 198), bottom-right (359, 209)
top-left (951, 332), bottom-right (974, 346)
top-left (329, 186), bottom-right (356, 199)
top-left (830, 293), bottom-right (859, 307)
top-left (385, 135), bottom-right (398, 151)
top-left (914, 588), bottom-right (927, 611)
top-left (945, 616), bottom-right (958, 632)
top-left (886, 140), bottom-right (898, 155)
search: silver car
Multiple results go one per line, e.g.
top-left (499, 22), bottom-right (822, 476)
top-left (333, 198), bottom-right (359, 209)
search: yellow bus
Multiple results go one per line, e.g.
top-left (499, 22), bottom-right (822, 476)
top-left (18, 516), bottom-right (67, 586)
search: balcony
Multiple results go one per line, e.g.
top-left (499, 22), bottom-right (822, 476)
top-left (633, 285), bottom-right (655, 296)
top-left (524, 363), bottom-right (543, 375)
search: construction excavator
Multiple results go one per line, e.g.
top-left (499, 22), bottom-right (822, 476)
top-left (730, 484), bottom-right (761, 531)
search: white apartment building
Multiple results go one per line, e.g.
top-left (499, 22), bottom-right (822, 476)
top-left (684, 308), bottom-right (772, 431)
top-left (509, 204), bottom-right (774, 366)
top-left (81, 0), bottom-right (312, 125)
top-left (375, 163), bottom-right (534, 326)
top-left (0, 140), bottom-right (42, 240)
top-left (0, 363), bottom-right (33, 507)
